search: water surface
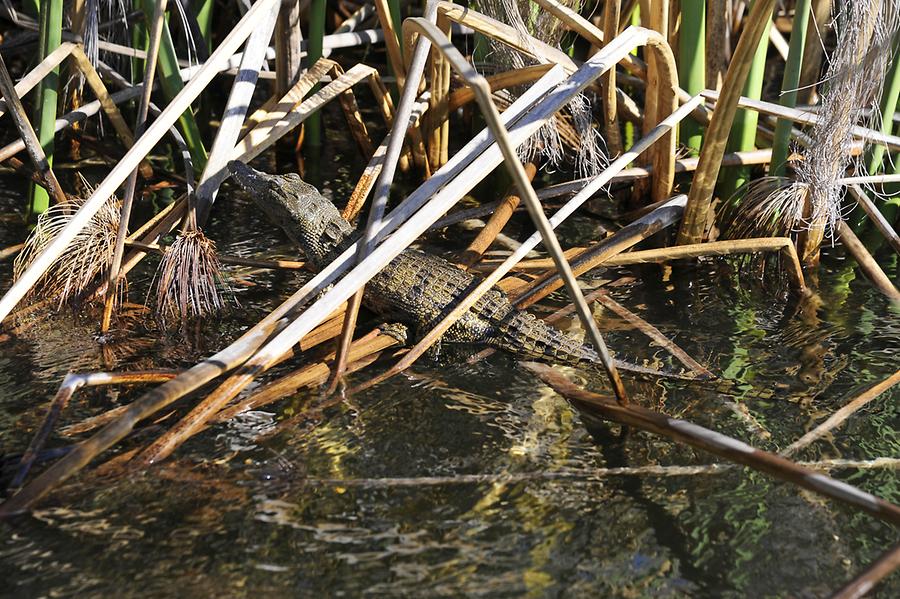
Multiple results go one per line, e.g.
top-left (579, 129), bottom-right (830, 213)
top-left (1, 172), bottom-right (898, 597)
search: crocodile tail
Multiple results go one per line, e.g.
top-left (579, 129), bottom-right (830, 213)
top-left (494, 310), bottom-right (599, 366)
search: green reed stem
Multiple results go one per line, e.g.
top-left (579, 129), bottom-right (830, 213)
top-left (623, 4), bottom-right (640, 152)
top-left (306, 0), bottom-right (326, 149)
top-left (678, 0), bottom-right (706, 154)
top-left (879, 119), bottom-right (900, 227)
top-left (770, 0), bottom-right (811, 176)
top-left (719, 25), bottom-right (769, 199)
top-left (141, 0), bottom-right (208, 171)
top-left (195, 0), bottom-right (215, 53)
top-left (28, 0), bottom-right (63, 218)
top-left (866, 43), bottom-right (900, 176)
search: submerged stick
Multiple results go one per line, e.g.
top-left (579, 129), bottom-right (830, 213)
top-left (835, 221), bottom-right (900, 300)
top-left (830, 544), bottom-right (900, 599)
top-left (11, 370), bottom-right (178, 488)
top-left (294, 458), bottom-right (900, 488)
top-left (847, 184), bottom-right (900, 257)
top-left (592, 291), bottom-right (712, 377)
top-left (215, 333), bottom-right (399, 422)
top-left (782, 370), bottom-right (900, 457)
top-left (525, 362), bottom-right (900, 526)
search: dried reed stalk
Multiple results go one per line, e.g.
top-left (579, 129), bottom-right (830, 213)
top-left (601, 0), bottom-right (623, 156)
top-left (834, 221), bottom-right (900, 300)
top-left (678, 0), bottom-right (778, 245)
top-left (11, 370), bottom-right (178, 488)
top-left (526, 362), bottom-right (900, 526)
top-left (455, 162), bottom-right (537, 269)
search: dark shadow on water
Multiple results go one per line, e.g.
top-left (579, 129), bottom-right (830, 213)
top-left (585, 418), bottom-right (726, 594)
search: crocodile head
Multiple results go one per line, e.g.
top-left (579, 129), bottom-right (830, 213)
top-left (228, 161), bottom-right (353, 268)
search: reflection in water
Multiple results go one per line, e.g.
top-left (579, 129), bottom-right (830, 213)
top-left (1, 175), bottom-right (898, 596)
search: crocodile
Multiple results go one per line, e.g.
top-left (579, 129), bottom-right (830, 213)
top-left (228, 161), bottom-right (693, 379)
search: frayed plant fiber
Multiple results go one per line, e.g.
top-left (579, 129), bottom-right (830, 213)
top-left (153, 229), bottom-right (232, 327)
top-left (719, 0), bottom-right (900, 257)
top-left (477, 0), bottom-right (607, 176)
top-left (13, 179), bottom-right (121, 310)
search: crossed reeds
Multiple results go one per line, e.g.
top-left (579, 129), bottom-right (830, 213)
top-left (1, 4), bottom-right (900, 592)
top-left (718, 0), bottom-right (900, 268)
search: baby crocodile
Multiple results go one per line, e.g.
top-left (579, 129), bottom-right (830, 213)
top-left (228, 161), bottom-right (684, 378)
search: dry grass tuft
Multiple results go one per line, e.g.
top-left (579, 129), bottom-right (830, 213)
top-left (718, 0), bottom-right (899, 259)
top-left (153, 229), bottom-right (232, 327)
top-left (13, 179), bottom-right (121, 309)
top-left (478, 0), bottom-right (606, 176)
top-left (718, 177), bottom-right (812, 241)
top-left (793, 0), bottom-right (899, 237)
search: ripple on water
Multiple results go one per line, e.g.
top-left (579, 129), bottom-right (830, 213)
top-left (1, 172), bottom-right (898, 596)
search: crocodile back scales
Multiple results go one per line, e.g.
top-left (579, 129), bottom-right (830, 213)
top-left (229, 162), bottom-right (603, 366)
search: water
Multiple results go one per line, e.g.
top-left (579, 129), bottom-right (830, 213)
top-left (1, 172), bottom-right (898, 597)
